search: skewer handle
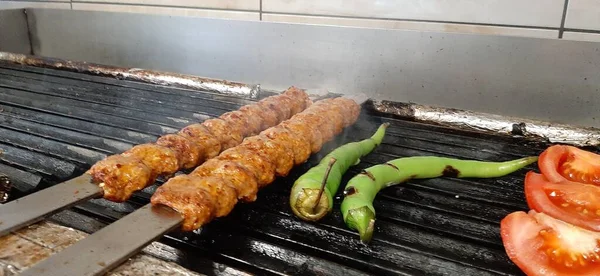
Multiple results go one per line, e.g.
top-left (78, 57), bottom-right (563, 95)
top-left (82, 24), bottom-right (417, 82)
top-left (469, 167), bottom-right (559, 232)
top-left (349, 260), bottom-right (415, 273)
top-left (0, 174), bottom-right (102, 237)
top-left (20, 204), bottom-right (183, 276)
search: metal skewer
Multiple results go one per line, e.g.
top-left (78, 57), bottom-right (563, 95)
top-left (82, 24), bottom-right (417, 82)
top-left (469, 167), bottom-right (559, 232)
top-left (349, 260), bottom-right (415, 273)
top-left (19, 204), bottom-right (183, 276)
top-left (0, 174), bottom-right (102, 237)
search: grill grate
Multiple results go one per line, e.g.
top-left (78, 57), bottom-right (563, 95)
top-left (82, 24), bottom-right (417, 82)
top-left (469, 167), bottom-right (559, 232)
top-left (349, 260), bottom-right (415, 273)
top-left (0, 61), bottom-right (555, 275)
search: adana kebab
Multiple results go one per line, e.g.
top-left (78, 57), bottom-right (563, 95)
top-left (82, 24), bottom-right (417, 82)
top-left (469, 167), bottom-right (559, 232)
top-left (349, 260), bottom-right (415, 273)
top-left (88, 86), bottom-right (312, 202)
top-left (20, 96), bottom-right (361, 276)
top-left (152, 96), bottom-right (361, 231)
top-left (0, 87), bottom-right (311, 237)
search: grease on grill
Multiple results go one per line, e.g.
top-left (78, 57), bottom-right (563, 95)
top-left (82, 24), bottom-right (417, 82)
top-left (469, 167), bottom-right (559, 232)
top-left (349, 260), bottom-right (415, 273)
top-left (442, 165), bottom-right (460, 178)
top-left (0, 174), bottom-right (11, 203)
top-left (511, 122), bottom-right (527, 136)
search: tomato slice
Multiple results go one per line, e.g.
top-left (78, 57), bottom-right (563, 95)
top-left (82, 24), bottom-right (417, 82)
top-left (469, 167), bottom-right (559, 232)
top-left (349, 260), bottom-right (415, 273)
top-left (539, 145), bottom-right (600, 185)
top-left (525, 171), bottom-right (600, 232)
top-left (501, 210), bottom-right (600, 275)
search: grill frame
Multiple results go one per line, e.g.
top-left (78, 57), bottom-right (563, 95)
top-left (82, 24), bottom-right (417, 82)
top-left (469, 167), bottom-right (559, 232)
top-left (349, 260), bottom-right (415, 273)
top-left (0, 58), bottom-right (592, 276)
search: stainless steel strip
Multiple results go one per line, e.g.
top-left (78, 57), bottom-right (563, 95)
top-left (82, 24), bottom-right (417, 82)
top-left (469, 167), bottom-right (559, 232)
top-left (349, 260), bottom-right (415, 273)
top-left (20, 204), bottom-right (183, 276)
top-left (0, 174), bottom-right (101, 237)
top-left (371, 100), bottom-right (600, 147)
top-left (0, 51), bottom-right (260, 99)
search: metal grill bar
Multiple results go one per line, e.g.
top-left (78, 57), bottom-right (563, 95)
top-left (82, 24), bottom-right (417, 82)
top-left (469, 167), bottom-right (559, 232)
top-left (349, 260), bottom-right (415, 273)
top-left (0, 113), bottom-right (132, 153)
top-left (0, 104), bottom-right (157, 145)
top-left (0, 68), bottom-right (244, 113)
top-left (0, 61), bottom-right (552, 275)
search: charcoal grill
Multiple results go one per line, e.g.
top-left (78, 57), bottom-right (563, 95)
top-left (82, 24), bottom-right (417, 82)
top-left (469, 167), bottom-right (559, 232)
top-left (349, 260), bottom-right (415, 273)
top-left (0, 57), bottom-right (566, 276)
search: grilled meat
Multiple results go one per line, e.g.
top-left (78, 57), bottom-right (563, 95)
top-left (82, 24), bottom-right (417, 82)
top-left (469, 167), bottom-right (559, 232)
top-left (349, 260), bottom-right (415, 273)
top-left (323, 104), bottom-right (347, 135)
top-left (257, 98), bottom-right (286, 124)
top-left (156, 134), bottom-right (202, 169)
top-left (87, 155), bottom-right (155, 202)
top-left (158, 175), bottom-right (237, 218)
top-left (150, 175), bottom-right (217, 230)
top-left (264, 95), bottom-right (292, 120)
top-left (240, 135), bottom-right (294, 177)
top-left (283, 86), bottom-right (313, 113)
top-left (239, 104), bottom-right (278, 131)
top-left (202, 118), bottom-right (244, 150)
top-left (220, 110), bottom-right (259, 136)
top-left (217, 146), bottom-right (276, 187)
top-left (335, 97), bottom-right (361, 125)
top-left (281, 94), bottom-right (304, 115)
top-left (191, 159), bottom-right (259, 202)
top-left (279, 120), bottom-right (323, 154)
top-left (296, 111), bottom-right (335, 142)
top-left (151, 97), bottom-right (361, 231)
top-left (261, 126), bottom-right (311, 165)
top-left (178, 123), bottom-right (222, 161)
top-left (88, 87), bottom-right (311, 202)
top-left (122, 144), bottom-right (180, 177)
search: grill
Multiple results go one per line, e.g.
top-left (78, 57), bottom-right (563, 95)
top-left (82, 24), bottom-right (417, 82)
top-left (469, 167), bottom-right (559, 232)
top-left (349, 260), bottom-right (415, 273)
top-left (0, 60), bottom-right (553, 276)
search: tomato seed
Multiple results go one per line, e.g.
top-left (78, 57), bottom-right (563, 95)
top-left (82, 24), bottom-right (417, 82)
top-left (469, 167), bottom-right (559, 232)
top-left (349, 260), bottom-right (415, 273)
top-left (570, 253), bottom-right (579, 262)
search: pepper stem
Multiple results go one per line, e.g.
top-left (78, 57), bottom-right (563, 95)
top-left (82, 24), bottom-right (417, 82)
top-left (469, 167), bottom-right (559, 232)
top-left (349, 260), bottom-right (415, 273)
top-left (312, 157), bottom-right (337, 212)
top-left (346, 206), bottom-right (376, 243)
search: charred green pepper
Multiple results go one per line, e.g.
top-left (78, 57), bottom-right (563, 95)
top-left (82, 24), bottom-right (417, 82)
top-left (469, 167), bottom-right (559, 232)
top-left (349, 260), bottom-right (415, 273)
top-left (290, 123), bottom-right (389, 222)
top-left (340, 155), bottom-right (538, 243)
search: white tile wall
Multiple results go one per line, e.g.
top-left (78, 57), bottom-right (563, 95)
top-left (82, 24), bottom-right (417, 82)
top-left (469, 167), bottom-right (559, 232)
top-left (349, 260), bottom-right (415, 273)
top-left (71, 3), bottom-right (260, 20)
top-left (1, 0), bottom-right (67, 1)
top-left (562, 32), bottom-right (600, 42)
top-left (263, 14), bottom-right (558, 39)
top-left (565, 0), bottom-right (600, 31)
top-left (0, 1), bottom-right (70, 10)
top-left (263, 0), bottom-right (565, 27)
top-left (3, 0), bottom-right (600, 42)
top-left (72, 0), bottom-right (259, 11)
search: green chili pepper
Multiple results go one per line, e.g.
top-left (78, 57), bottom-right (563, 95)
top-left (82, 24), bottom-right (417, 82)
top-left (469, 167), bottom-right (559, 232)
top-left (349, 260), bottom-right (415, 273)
top-left (290, 123), bottom-right (389, 222)
top-left (340, 155), bottom-right (538, 243)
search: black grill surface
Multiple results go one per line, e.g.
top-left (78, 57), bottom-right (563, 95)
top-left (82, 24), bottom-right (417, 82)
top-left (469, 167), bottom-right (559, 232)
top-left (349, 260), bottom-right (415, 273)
top-left (0, 61), bottom-right (552, 276)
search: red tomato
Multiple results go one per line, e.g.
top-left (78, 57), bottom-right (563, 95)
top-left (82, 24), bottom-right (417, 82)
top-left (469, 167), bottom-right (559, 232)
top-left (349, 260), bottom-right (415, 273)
top-left (525, 171), bottom-right (600, 232)
top-left (501, 210), bottom-right (600, 276)
top-left (539, 145), bottom-right (600, 185)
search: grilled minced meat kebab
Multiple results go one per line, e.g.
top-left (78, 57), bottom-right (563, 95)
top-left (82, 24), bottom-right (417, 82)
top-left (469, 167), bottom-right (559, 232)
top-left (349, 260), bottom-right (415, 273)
top-left (87, 87), bottom-right (312, 202)
top-left (151, 97), bottom-right (360, 231)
